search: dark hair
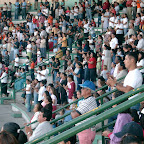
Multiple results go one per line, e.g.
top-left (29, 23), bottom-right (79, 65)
top-left (126, 52), bottom-right (138, 63)
top-left (48, 83), bottom-right (54, 88)
top-left (130, 109), bottom-right (139, 123)
top-left (41, 80), bottom-right (46, 86)
top-left (113, 91), bottom-right (124, 98)
top-left (39, 66), bottom-right (42, 70)
top-left (44, 91), bottom-right (52, 103)
top-left (3, 123), bottom-right (27, 144)
top-left (50, 87), bottom-right (58, 98)
top-left (119, 61), bottom-right (126, 69)
top-left (51, 56), bottom-right (55, 61)
top-left (77, 90), bottom-right (81, 94)
top-left (41, 108), bottom-right (52, 121)
top-left (73, 92), bottom-right (78, 99)
top-left (62, 72), bottom-right (67, 77)
top-left (68, 75), bottom-right (74, 81)
top-left (138, 52), bottom-right (144, 62)
top-left (120, 135), bottom-right (142, 144)
top-left (0, 131), bottom-right (18, 144)
top-left (42, 65), bottom-right (46, 69)
top-left (36, 103), bottom-right (43, 111)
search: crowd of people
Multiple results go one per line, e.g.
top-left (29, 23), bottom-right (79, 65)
top-left (0, 0), bottom-right (144, 143)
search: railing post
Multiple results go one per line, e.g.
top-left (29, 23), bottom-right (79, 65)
top-left (101, 97), bottom-right (105, 144)
top-left (13, 87), bottom-right (16, 103)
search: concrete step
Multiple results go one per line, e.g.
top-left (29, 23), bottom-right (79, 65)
top-left (11, 103), bottom-right (33, 123)
top-left (11, 111), bottom-right (22, 118)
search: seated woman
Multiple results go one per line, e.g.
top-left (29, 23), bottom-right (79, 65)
top-left (30, 103), bottom-right (42, 130)
top-left (102, 98), bottom-right (132, 144)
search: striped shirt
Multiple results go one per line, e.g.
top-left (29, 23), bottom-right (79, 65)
top-left (76, 96), bottom-right (97, 125)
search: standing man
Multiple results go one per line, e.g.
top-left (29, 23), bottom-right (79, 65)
top-left (15, 0), bottom-right (19, 19)
top-left (107, 52), bottom-right (143, 111)
top-left (22, 0), bottom-right (27, 19)
top-left (71, 80), bottom-right (97, 144)
top-left (67, 25), bottom-right (74, 53)
top-left (1, 70), bottom-right (8, 97)
top-left (34, 0), bottom-right (38, 10)
top-left (30, 59), bottom-right (35, 81)
top-left (85, 0), bottom-right (92, 21)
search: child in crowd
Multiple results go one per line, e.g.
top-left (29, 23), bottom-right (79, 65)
top-left (101, 65), bottom-right (109, 81)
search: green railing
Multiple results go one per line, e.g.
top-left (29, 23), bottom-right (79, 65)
top-left (26, 84), bottom-right (144, 144)
top-left (20, 72), bottom-right (144, 130)
top-left (52, 66), bottom-right (144, 114)
top-left (42, 92), bottom-right (144, 144)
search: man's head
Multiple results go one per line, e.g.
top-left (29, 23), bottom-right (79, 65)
top-left (124, 52), bottom-right (138, 70)
top-left (137, 34), bottom-right (143, 40)
top-left (79, 81), bottom-right (95, 98)
top-left (38, 108), bottom-right (52, 123)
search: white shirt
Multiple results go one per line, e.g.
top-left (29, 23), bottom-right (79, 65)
top-left (115, 23), bottom-right (123, 34)
top-left (41, 69), bottom-right (49, 80)
top-left (38, 86), bottom-right (46, 101)
top-left (30, 112), bottom-right (40, 130)
top-left (51, 94), bottom-right (57, 106)
top-left (123, 18), bottom-right (128, 28)
top-left (26, 59), bottom-right (29, 65)
top-left (74, 8), bottom-right (78, 16)
top-left (59, 9), bottom-right (64, 16)
top-left (42, 8), bottom-right (49, 16)
top-left (37, 51), bottom-right (41, 58)
top-left (136, 38), bottom-right (144, 50)
top-left (115, 5), bottom-right (120, 14)
top-left (110, 37), bottom-right (118, 49)
top-left (36, 70), bottom-right (41, 81)
top-left (26, 84), bottom-right (31, 94)
top-left (84, 23), bottom-right (89, 33)
top-left (44, 20), bottom-right (48, 27)
top-left (109, 17), bottom-right (115, 28)
top-left (46, 26), bottom-right (52, 34)
top-left (137, 59), bottom-right (144, 73)
top-left (123, 68), bottom-right (143, 99)
top-left (1, 72), bottom-right (7, 83)
top-left (27, 44), bottom-right (32, 52)
top-left (29, 121), bottom-right (53, 141)
top-left (113, 63), bottom-right (119, 78)
top-left (14, 57), bottom-right (19, 67)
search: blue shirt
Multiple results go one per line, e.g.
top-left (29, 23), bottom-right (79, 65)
top-left (22, 2), bottom-right (27, 9)
top-left (15, 2), bottom-right (19, 9)
top-left (64, 110), bottom-right (72, 122)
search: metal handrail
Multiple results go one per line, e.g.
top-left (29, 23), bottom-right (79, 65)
top-left (25, 84), bottom-right (144, 144)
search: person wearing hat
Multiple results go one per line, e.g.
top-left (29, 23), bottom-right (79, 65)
top-left (115, 122), bottom-right (143, 143)
top-left (71, 80), bottom-right (97, 144)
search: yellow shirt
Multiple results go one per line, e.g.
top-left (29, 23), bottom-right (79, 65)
top-left (62, 37), bottom-right (67, 47)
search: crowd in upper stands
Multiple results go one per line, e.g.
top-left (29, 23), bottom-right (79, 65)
top-left (0, 0), bottom-right (144, 143)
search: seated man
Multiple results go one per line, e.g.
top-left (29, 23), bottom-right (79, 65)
top-left (71, 80), bottom-right (97, 144)
top-left (25, 108), bottom-right (52, 141)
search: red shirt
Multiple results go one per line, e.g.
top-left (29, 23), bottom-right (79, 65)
top-left (68, 81), bottom-right (75, 99)
top-left (88, 57), bottom-right (96, 69)
top-left (103, 2), bottom-right (110, 10)
top-left (82, 4), bottom-right (85, 11)
top-left (31, 62), bottom-right (35, 69)
top-left (111, 9), bottom-right (116, 15)
top-left (91, 21), bottom-right (96, 27)
top-left (126, 0), bottom-right (132, 7)
top-left (9, 22), bottom-right (14, 26)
